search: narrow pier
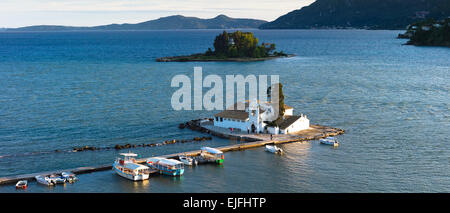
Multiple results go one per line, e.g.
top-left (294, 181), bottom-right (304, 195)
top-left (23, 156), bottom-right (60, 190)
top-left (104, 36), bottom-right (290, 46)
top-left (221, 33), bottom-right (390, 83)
top-left (0, 121), bottom-right (344, 185)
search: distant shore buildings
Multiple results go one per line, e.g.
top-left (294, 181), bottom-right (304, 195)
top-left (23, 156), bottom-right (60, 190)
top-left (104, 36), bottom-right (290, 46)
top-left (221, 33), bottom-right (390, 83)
top-left (398, 18), bottom-right (450, 47)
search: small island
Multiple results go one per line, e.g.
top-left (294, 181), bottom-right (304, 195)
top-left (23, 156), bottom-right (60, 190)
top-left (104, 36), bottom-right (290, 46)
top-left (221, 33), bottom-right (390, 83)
top-left (398, 18), bottom-right (450, 47)
top-left (157, 31), bottom-right (294, 62)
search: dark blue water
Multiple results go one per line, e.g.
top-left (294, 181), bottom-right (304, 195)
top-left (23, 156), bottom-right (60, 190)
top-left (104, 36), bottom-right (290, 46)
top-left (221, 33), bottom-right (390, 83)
top-left (0, 30), bottom-right (449, 192)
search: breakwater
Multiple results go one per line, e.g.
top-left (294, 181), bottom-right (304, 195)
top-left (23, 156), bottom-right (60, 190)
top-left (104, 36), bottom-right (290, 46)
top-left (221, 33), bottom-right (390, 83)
top-left (0, 136), bottom-right (212, 160)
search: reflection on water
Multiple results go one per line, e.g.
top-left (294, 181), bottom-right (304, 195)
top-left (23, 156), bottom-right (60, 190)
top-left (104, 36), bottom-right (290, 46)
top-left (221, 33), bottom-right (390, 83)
top-left (131, 179), bottom-right (150, 192)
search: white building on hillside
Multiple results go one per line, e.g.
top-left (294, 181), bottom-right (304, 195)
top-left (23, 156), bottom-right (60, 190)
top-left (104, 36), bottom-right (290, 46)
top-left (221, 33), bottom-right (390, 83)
top-left (213, 100), bottom-right (309, 135)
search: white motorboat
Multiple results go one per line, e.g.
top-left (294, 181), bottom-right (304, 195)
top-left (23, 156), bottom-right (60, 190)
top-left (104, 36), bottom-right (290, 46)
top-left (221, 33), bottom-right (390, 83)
top-left (113, 153), bottom-right (150, 181)
top-left (179, 155), bottom-right (197, 166)
top-left (15, 180), bottom-right (27, 189)
top-left (265, 145), bottom-right (283, 154)
top-left (62, 172), bottom-right (78, 183)
top-left (49, 174), bottom-right (66, 184)
top-left (320, 137), bottom-right (339, 147)
top-left (35, 175), bottom-right (55, 186)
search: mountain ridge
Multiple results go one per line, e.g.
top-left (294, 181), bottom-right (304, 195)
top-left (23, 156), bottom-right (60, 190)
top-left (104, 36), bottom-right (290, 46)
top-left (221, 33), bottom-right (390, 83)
top-left (6, 15), bottom-right (267, 31)
top-left (260, 0), bottom-right (450, 30)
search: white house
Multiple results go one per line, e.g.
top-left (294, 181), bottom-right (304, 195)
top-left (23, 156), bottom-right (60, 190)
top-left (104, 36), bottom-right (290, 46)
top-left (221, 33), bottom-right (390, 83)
top-left (229, 38), bottom-right (235, 45)
top-left (213, 100), bottom-right (309, 135)
top-left (421, 26), bottom-right (431, 31)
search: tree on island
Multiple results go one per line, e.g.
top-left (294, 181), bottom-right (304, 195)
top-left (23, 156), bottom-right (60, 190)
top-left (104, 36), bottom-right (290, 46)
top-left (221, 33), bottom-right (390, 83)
top-left (209, 31), bottom-right (283, 58)
top-left (265, 83), bottom-right (285, 127)
top-left (213, 31), bottom-right (230, 55)
top-left (156, 30), bottom-right (290, 62)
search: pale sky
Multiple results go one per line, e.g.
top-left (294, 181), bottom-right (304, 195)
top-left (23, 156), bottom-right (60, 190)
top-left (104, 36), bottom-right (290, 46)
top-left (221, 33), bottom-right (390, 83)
top-left (0, 0), bottom-right (315, 28)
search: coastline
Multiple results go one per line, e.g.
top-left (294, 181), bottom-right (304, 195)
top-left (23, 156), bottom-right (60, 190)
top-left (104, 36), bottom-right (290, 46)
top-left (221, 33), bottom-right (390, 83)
top-left (156, 54), bottom-right (295, 62)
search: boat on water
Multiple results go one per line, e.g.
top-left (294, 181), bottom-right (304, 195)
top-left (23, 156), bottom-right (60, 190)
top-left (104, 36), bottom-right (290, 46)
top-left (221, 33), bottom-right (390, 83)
top-left (198, 147), bottom-right (224, 164)
top-left (320, 137), bottom-right (339, 147)
top-left (49, 174), bottom-right (66, 184)
top-left (35, 175), bottom-right (55, 186)
top-left (146, 157), bottom-right (184, 176)
top-left (15, 180), bottom-right (27, 189)
top-left (179, 155), bottom-right (197, 166)
top-left (113, 153), bottom-right (151, 181)
top-left (265, 145), bottom-right (283, 154)
top-left (62, 172), bottom-right (78, 183)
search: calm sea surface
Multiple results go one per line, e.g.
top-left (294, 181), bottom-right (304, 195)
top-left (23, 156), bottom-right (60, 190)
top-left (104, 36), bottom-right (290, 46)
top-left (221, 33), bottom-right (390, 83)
top-left (0, 30), bottom-right (449, 192)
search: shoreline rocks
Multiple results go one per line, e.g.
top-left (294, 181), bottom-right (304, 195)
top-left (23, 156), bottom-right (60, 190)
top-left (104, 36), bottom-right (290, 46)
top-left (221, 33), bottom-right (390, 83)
top-left (70, 135), bottom-right (213, 152)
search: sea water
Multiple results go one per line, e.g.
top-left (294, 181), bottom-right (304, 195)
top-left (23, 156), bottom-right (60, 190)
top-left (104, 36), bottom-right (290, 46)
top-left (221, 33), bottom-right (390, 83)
top-left (0, 30), bottom-right (449, 192)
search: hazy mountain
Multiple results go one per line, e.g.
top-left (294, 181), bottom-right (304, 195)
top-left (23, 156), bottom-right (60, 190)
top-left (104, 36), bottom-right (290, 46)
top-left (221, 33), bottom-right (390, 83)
top-left (7, 15), bottom-right (267, 31)
top-left (260, 0), bottom-right (450, 30)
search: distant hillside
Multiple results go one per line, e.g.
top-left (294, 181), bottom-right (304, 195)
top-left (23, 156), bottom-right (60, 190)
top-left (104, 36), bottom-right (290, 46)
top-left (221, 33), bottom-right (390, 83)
top-left (7, 15), bottom-right (267, 31)
top-left (260, 0), bottom-right (450, 30)
top-left (399, 18), bottom-right (450, 47)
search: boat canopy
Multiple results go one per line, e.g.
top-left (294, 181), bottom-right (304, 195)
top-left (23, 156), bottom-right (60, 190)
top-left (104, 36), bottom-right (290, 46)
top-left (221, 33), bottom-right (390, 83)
top-left (201, 147), bottom-right (223, 154)
top-left (147, 157), bottom-right (183, 166)
top-left (120, 153), bottom-right (138, 157)
top-left (125, 163), bottom-right (149, 171)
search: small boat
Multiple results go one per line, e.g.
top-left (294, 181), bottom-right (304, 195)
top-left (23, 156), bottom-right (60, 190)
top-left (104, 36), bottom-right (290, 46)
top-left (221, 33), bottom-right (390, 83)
top-left (113, 153), bottom-right (150, 181)
top-left (35, 175), bottom-right (55, 186)
top-left (146, 157), bottom-right (184, 176)
top-left (320, 137), bottom-right (339, 147)
top-left (15, 180), bottom-right (27, 189)
top-left (49, 174), bottom-right (66, 184)
top-left (265, 145), bottom-right (283, 154)
top-left (62, 172), bottom-right (78, 183)
top-left (179, 155), bottom-right (197, 166)
top-left (199, 147), bottom-right (224, 164)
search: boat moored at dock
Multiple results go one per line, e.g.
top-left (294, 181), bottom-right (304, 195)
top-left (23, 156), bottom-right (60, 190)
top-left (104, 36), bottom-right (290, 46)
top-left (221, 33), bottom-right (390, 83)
top-left (113, 153), bottom-right (151, 181)
top-left (179, 155), bottom-right (198, 166)
top-left (62, 172), bottom-right (78, 183)
top-left (49, 174), bottom-right (66, 184)
top-left (146, 157), bottom-right (184, 176)
top-left (320, 137), bottom-right (339, 147)
top-left (15, 180), bottom-right (27, 189)
top-left (198, 147), bottom-right (224, 164)
top-left (35, 175), bottom-right (55, 186)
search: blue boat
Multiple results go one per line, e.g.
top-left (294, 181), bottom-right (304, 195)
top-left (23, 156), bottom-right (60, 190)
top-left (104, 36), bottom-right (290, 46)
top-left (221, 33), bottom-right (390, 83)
top-left (320, 137), bottom-right (339, 147)
top-left (146, 157), bottom-right (184, 176)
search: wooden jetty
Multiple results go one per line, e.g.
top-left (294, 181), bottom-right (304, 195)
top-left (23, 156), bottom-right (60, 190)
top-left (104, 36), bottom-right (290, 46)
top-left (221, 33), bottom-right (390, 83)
top-left (0, 122), bottom-right (344, 185)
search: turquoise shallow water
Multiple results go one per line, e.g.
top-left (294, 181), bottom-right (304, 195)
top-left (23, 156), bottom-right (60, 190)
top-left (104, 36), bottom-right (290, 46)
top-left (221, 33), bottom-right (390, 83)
top-left (0, 30), bottom-right (449, 192)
